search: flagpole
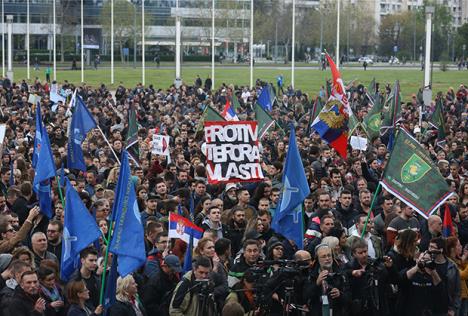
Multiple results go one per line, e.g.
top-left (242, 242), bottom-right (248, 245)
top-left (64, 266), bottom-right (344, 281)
top-left (55, 176), bottom-right (65, 209)
top-left (336, 0), bottom-right (340, 69)
top-left (80, 0), bottom-right (84, 82)
top-left (360, 182), bottom-right (381, 238)
top-left (141, 0), bottom-right (145, 86)
top-left (96, 126), bottom-right (121, 165)
top-left (26, 0), bottom-right (30, 80)
top-left (291, 0), bottom-right (295, 88)
top-left (249, 0), bottom-right (253, 89)
top-left (211, 0), bottom-right (215, 90)
top-left (98, 215), bottom-right (115, 305)
top-left (110, 0), bottom-right (114, 84)
top-left (53, 0), bottom-right (56, 81)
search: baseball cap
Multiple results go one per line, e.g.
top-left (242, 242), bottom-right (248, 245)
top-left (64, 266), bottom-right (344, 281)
top-left (163, 255), bottom-right (182, 272)
top-left (95, 184), bottom-right (104, 191)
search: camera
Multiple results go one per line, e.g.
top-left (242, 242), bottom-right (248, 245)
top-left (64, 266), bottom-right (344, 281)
top-left (417, 251), bottom-right (437, 270)
top-left (194, 279), bottom-right (213, 294)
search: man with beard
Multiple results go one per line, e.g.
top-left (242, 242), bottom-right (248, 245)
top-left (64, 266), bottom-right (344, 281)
top-left (303, 244), bottom-right (350, 316)
top-left (226, 207), bottom-right (246, 256)
top-left (333, 190), bottom-right (359, 231)
top-left (329, 169), bottom-right (344, 201)
top-left (7, 271), bottom-right (46, 316)
top-left (356, 189), bottom-right (373, 217)
top-left (173, 170), bottom-right (189, 190)
top-left (223, 183), bottom-right (238, 210)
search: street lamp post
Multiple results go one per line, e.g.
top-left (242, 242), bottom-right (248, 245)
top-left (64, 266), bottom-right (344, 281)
top-left (424, 6), bottom-right (434, 88)
top-left (6, 14), bottom-right (12, 81)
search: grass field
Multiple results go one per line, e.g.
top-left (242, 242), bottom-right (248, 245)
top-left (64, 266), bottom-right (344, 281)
top-left (10, 63), bottom-right (468, 100)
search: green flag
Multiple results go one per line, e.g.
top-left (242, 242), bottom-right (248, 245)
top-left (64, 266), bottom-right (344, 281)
top-left (196, 105), bottom-right (225, 133)
top-left (125, 103), bottom-right (139, 166)
top-left (363, 93), bottom-right (384, 140)
top-left (254, 103), bottom-right (276, 138)
top-left (381, 80), bottom-right (401, 136)
top-left (312, 97), bottom-right (324, 121)
top-left (430, 95), bottom-right (446, 148)
top-left (380, 128), bottom-right (453, 218)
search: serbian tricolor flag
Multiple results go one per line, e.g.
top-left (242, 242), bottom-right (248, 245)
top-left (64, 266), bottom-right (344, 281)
top-left (311, 54), bottom-right (351, 159)
top-left (442, 204), bottom-right (454, 237)
top-left (222, 99), bottom-right (239, 121)
top-left (168, 213), bottom-right (204, 246)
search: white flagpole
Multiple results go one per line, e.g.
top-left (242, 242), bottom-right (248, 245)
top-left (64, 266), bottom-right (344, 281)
top-left (53, 0), bottom-right (56, 80)
top-left (1, 0), bottom-right (4, 77)
top-left (26, 0), bottom-right (30, 80)
top-left (81, 0), bottom-right (84, 82)
top-left (111, 0), bottom-right (114, 84)
top-left (141, 0), bottom-right (145, 86)
top-left (211, 0), bottom-right (215, 90)
top-left (336, 0), bottom-right (340, 69)
top-left (249, 0), bottom-right (253, 89)
top-left (291, 0), bottom-right (295, 88)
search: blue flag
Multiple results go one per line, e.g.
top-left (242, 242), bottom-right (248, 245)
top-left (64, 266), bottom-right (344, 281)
top-left (32, 103), bottom-right (42, 169)
top-left (32, 103), bottom-right (57, 218)
top-left (109, 151), bottom-right (146, 276)
top-left (67, 96), bottom-right (97, 171)
top-left (103, 255), bottom-right (118, 316)
top-left (271, 125), bottom-right (310, 249)
top-left (61, 179), bottom-right (102, 281)
top-left (257, 85), bottom-right (273, 111)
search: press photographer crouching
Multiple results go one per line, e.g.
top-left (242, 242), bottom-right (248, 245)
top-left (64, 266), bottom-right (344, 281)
top-left (303, 243), bottom-right (350, 316)
top-left (169, 256), bottom-right (216, 316)
top-left (399, 237), bottom-right (460, 316)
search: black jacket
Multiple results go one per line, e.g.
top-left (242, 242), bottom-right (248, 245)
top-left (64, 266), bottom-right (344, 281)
top-left (109, 300), bottom-right (147, 316)
top-left (303, 264), bottom-right (351, 316)
top-left (7, 286), bottom-right (43, 316)
top-left (142, 270), bottom-right (178, 316)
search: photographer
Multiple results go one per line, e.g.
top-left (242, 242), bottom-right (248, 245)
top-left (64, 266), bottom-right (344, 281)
top-left (344, 238), bottom-right (395, 316)
top-left (225, 271), bottom-right (257, 315)
top-left (169, 256), bottom-right (215, 316)
top-left (228, 240), bottom-right (261, 288)
top-left (303, 244), bottom-right (350, 316)
top-left (397, 248), bottom-right (446, 315)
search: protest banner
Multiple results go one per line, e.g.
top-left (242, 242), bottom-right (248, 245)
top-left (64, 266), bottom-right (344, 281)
top-left (152, 134), bottom-right (170, 157)
top-left (204, 121), bottom-right (264, 184)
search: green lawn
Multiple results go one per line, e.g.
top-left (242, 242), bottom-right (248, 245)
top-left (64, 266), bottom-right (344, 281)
top-left (10, 64), bottom-right (468, 100)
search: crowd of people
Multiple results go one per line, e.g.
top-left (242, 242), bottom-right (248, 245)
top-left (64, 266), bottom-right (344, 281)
top-left (0, 73), bottom-right (467, 316)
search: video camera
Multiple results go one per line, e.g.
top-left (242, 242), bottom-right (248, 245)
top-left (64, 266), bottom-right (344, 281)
top-left (417, 250), bottom-right (439, 270)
